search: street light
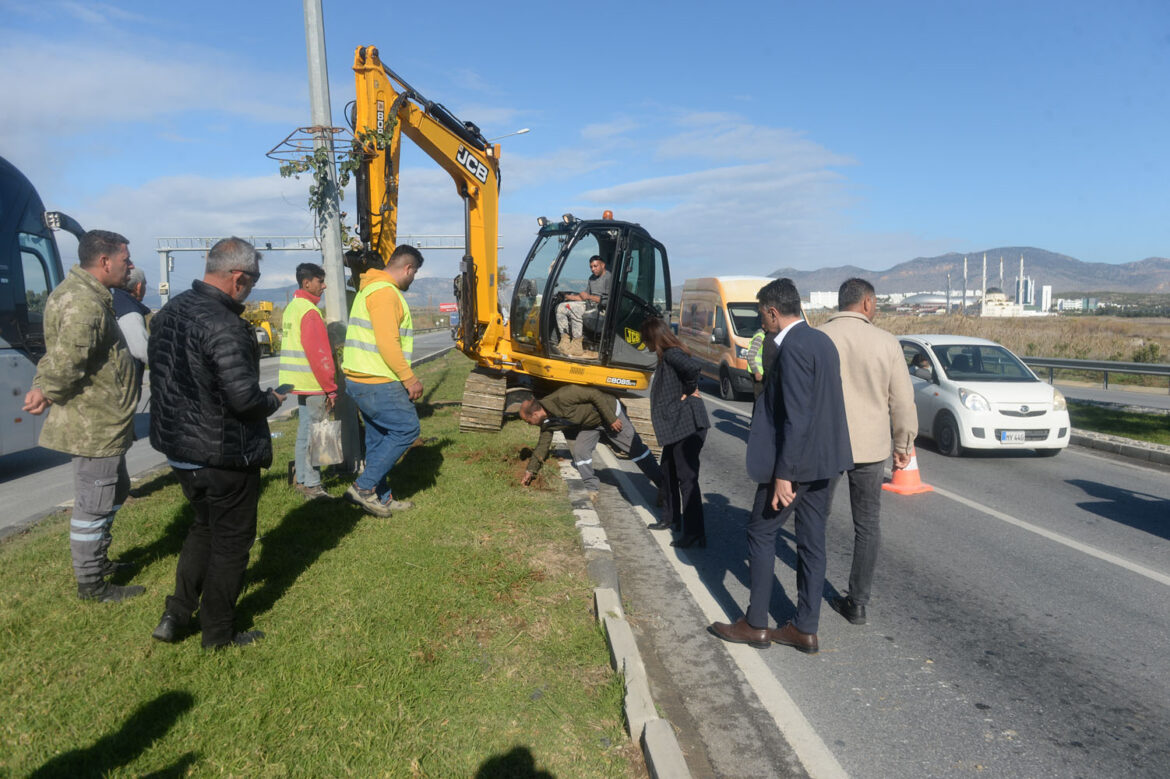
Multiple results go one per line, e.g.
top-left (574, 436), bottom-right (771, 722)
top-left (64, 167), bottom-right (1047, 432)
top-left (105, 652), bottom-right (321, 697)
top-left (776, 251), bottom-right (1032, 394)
top-left (487, 128), bottom-right (530, 142)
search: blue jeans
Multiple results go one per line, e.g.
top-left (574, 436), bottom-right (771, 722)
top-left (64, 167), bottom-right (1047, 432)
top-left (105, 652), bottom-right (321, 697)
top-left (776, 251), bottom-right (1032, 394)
top-left (295, 394), bottom-right (329, 487)
top-left (347, 381), bottom-right (420, 498)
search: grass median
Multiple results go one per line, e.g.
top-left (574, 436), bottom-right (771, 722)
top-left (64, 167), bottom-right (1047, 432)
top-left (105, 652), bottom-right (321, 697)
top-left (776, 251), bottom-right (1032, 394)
top-left (0, 351), bottom-right (640, 777)
top-left (1069, 401), bottom-right (1170, 446)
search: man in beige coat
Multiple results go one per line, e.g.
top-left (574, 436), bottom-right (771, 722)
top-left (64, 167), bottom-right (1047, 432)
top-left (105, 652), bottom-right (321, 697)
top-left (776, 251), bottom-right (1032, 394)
top-left (819, 278), bottom-right (916, 625)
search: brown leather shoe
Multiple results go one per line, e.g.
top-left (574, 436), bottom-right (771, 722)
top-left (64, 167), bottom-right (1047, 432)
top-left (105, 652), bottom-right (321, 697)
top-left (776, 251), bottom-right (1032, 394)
top-left (770, 622), bottom-right (819, 654)
top-left (707, 617), bottom-right (770, 649)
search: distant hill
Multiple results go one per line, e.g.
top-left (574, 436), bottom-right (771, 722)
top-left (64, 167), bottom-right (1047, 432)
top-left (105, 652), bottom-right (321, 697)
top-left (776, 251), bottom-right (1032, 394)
top-left (769, 248), bottom-right (1170, 295)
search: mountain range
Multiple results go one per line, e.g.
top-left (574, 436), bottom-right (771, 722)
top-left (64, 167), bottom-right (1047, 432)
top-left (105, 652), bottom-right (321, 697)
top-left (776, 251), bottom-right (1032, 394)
top-left (768, 247), bottom-right (1170, 295)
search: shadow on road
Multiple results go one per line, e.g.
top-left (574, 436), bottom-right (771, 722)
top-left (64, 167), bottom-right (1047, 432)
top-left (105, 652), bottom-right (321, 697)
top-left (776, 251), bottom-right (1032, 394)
top-left (29, 690), bottom-right (197, 778)
top-left (1067, 478), bottom-right (1170, 540)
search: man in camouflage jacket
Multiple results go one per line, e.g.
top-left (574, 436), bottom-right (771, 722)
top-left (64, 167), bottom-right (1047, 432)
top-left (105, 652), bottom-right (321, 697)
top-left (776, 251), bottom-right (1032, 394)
top-left (24, 230), bottom-right (142, 603)
top-left (517, 384), bottom-right (662, 502)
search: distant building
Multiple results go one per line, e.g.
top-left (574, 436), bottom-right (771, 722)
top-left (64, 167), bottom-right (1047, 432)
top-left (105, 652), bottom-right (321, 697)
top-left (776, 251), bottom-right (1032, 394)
top-left (806, 290), bottom-right (837, 310)
top-left (980, 287), bottom-right (1022, 317)
top-left (1041, 285), bottom-right (1052, 313)
top-left (1015, 276), bottom-right (1035, 306)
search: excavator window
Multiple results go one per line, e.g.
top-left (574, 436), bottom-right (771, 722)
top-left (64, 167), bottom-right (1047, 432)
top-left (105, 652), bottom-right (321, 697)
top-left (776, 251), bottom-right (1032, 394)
top-left (509, 232), bottom-right (562, 348)
top-left (607, 235), bottom-right (667, 372)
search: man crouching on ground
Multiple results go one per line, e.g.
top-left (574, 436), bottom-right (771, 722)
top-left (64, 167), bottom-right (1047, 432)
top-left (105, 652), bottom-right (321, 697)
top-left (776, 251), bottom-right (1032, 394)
top-left (518, 385), bottom-right (662, 503)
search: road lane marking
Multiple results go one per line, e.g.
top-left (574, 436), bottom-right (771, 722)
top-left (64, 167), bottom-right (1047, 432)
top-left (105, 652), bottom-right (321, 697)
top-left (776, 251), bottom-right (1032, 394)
top-left (930, 484), bottom-right (1170, 588)
top-left (597, 446), bottom-right (849, 779)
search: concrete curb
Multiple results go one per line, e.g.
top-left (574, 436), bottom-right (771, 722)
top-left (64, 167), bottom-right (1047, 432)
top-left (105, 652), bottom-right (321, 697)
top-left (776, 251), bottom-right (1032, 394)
top-left (1072, 430), bottom-right (1170, 467)
top-left (553, 433), bottom-right (692, 779)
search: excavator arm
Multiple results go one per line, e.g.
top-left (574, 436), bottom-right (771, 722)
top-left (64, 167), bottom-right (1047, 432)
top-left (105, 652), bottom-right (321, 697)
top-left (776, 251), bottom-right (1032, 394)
top-left (350, 46), bottom-right (503, 353)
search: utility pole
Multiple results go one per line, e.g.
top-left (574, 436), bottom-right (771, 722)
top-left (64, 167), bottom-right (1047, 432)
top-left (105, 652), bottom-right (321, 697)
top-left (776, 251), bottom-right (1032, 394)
top-left (303, 0), bottom-right (347, 325)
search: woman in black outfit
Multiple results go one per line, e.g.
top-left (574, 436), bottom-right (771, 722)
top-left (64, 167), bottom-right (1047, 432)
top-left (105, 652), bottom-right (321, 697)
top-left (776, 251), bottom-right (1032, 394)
top-left (640, 317), bottom-right (710, 548)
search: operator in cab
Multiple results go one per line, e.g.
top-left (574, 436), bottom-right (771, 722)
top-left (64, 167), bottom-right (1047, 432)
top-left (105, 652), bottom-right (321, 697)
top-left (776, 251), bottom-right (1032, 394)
top-left (556, 255), bottom-right (610, 359)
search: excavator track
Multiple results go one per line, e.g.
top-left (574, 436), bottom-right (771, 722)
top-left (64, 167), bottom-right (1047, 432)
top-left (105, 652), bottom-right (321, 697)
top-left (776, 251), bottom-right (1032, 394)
top-left (459, 368), bottom-right (507, 432)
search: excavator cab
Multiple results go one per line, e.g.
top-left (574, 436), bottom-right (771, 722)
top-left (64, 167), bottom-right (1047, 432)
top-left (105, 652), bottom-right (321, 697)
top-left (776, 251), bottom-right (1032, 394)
top-left (509, 214), bottom-right (669, 373)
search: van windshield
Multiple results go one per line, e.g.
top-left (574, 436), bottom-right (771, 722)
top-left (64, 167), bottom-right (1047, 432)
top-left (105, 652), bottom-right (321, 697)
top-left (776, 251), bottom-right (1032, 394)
top-left (726, 302), bottom-right (761, 337)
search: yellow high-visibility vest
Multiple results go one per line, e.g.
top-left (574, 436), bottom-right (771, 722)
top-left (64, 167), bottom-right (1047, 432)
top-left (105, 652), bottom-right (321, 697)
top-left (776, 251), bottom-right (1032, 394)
top-left (278, 296), bottom-right (324, 392)
top-left (342, 281), bottom-right (413, 379)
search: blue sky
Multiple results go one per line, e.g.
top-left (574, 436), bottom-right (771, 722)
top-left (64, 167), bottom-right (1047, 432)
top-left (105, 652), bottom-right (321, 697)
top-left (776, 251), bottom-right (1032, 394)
top-left (3, 0), bottom-right (1167, 293)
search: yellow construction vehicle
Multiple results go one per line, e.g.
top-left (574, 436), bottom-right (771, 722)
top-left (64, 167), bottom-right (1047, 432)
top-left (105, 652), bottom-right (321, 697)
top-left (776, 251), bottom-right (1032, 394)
top-left (348, 46), bottom-right (671, 433)
top-left (243, 300), bottom-right (276, 356)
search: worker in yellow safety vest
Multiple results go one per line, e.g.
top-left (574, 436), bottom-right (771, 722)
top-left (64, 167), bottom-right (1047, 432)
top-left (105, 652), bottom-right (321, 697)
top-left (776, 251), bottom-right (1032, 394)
top-left (341, 244), bottom-right (424, 517)
top-left (279, 262), bottom-right (338, 500)
top-left (745, 328), bottom-right (767, 398)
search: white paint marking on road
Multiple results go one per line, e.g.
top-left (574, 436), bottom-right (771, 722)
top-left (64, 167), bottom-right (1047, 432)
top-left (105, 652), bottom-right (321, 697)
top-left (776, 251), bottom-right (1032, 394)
top-left (930, 484), bottom-right (1170, 588)
top-left (699, 393), bottom-right (752, 419)
top-left (597, 445), bottom-right (849, 779)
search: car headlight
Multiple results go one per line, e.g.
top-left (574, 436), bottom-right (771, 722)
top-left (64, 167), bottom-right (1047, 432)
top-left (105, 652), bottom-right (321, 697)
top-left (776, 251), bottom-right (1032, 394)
top-left (1053, 388), bottom-right (1067, 411)
top-left (736, 345), bottom-right (749, 359)
top-left (959, 388), bottom-right (990, 412)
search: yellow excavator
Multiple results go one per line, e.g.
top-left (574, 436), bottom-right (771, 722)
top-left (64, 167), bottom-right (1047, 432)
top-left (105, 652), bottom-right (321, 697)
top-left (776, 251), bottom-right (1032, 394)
top-left (347, 46), bottom-right (671, 437)
top-left (243, 300), bottom-right (276, 356)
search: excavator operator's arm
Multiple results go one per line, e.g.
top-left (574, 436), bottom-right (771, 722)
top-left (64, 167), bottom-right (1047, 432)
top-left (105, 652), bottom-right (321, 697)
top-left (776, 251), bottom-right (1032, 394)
top-left (351, 46), bottom-right (502, 350)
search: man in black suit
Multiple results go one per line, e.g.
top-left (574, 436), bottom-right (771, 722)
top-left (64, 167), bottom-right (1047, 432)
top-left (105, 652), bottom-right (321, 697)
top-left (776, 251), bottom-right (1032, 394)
top-left (709, 278), bottom-right (852, 654)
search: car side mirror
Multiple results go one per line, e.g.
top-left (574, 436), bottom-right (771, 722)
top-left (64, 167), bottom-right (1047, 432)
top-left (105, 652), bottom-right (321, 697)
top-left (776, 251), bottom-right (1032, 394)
top-left (712, 327), bottom-right (726, 345)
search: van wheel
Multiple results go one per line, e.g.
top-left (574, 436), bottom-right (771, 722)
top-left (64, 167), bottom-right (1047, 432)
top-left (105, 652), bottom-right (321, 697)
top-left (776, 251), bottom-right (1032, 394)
top-left (719, 367), bottom-right (735, 401)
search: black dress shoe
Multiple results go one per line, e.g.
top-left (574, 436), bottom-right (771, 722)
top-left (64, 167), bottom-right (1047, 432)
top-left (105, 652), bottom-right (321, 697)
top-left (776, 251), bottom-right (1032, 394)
top-left (647, 520), bottom-right (673, 531)
top-left (77, 580), bottom-right (145, 603)
top-left (152, 612), bottom-right (185, 643)
top-left (830, 595), bottom-right (867, 625)
top-left (206, 630), bottom-right (265, 651)
top-left (671, 534), bottom-right (706, 549)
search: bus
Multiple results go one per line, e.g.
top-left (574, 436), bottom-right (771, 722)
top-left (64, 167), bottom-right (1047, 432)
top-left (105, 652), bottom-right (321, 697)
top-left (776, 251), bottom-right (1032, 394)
top-left (0, 155), bottom-right (83, 456)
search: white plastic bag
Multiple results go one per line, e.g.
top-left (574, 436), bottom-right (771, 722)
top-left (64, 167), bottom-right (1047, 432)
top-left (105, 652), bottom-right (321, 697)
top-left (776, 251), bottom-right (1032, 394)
top-left (309, 418), bottom-right (344, 466)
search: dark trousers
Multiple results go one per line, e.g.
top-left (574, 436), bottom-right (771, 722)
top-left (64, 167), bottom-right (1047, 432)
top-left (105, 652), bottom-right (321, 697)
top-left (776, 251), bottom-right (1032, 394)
top-left (745, 478), bottom-right (831, 634)
top-left (167, 467), bottom-right (261, 648)
top-left (831, 460), bottom-right (885, 606)
top-left (660, 428), bottom-right (706, 537)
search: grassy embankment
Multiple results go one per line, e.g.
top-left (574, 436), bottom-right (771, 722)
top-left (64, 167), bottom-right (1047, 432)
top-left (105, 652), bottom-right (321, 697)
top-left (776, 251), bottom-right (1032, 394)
top-left (0, 351), bottom-right (639, 777)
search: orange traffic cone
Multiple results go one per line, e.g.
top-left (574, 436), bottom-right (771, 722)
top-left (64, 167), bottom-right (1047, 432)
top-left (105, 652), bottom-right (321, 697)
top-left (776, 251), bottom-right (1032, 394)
top-left (882, 447), bottom-right (934, 495)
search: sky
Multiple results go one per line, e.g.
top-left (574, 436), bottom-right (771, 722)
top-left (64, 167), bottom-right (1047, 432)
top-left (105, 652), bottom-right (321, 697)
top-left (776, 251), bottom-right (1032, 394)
top-left (2, 0), bottom-right (1168, 294)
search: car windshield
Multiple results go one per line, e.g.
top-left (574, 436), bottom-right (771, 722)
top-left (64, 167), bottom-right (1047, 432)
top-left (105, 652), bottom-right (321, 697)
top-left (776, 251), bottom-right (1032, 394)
top-left (726, 302), bottom-right (761, 337)
top-left (932, 344), bottom-right (1037, 382)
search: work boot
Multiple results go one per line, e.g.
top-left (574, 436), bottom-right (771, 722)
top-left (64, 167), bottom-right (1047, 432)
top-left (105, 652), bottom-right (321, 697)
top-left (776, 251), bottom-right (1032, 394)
top-left (99, 558), bottom-right (137, 578)
top-left (206, 630), bottom-right (265, 651)
top-left (557, 334), bottom-right (572, 354)
top-left (345, 485), bottom-right (394, 517)
top-left (295, 483), bottom-right (330, 500)
top-left (565, 338), bottom-right (584, 357)
top-left (77, 580), bottom-right (145, 603)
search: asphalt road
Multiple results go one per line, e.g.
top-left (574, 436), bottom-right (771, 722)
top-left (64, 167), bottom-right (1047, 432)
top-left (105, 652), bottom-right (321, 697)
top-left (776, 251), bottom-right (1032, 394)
top-left (596, 381), bottom-right (1170, 778)
top-left (0, 329), bottom-right (454, 536)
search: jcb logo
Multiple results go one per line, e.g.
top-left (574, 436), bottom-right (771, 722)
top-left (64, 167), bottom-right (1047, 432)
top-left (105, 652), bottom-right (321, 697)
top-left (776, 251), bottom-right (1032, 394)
top-left (624, 327), bottom-right (644, 348)
top-left (457, 146), bottom-right (489, 184)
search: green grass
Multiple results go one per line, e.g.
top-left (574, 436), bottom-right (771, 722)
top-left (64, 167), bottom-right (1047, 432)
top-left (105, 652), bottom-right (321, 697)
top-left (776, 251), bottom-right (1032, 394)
top-left (0, 352), bottom-right (638, 777)
top-left (1070, 401), bottom-right (1170, 446)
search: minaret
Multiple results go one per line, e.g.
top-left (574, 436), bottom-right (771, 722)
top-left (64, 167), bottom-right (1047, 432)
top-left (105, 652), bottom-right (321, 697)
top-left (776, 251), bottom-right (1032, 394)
top-left (1019, 254), bottom-right (1025, 305)
top-left (999, 256), bottom-right (1004, 290)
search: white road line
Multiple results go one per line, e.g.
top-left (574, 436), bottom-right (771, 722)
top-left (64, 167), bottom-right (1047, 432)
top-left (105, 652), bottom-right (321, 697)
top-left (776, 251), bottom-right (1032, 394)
top-left (596, 446), bottom-right (849, 779)
top-left (930, 484), bottom-right (1170, 588)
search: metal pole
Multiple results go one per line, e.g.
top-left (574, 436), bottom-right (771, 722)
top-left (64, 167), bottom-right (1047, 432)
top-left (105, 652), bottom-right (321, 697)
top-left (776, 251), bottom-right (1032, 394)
top-left (303, 0), bottom-right (347, 325)
top-left (157, 249), bottom-right (172, 305)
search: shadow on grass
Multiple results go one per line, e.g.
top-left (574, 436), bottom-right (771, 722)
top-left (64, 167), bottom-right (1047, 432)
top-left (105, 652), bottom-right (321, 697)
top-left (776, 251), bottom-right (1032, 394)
top-left (113, 504), bottom-right (194, 582)
top-left (29, 690), bottom-right (197, 778)
top-left (234, 489), bottom-right (363, 624)
top-left (475, 746), bottom-right (554, 778)
top-left (390, 439), bottom-right (451, 498)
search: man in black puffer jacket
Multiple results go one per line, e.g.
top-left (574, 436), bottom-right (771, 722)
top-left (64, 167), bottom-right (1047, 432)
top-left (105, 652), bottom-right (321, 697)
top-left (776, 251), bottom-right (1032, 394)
top-left (147, 237), bottom-right (285, 651)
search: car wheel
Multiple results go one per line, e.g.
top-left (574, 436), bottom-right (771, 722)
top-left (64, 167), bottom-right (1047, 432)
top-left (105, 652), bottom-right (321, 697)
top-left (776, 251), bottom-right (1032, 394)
top-left (1035, 448), bottom-right (1061, 457)
top-left (934, 412), bottom-right (962, 457)
top-left (719, 367), bottom-right (735, 401)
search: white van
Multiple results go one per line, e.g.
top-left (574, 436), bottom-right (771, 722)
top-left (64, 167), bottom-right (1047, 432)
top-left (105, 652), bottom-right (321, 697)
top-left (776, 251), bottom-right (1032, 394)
top-left (676, 276), bottom-right (771, 399)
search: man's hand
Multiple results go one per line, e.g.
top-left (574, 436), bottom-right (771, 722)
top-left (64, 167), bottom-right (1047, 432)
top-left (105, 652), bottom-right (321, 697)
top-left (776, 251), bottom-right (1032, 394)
top-left (22, 388), bottom-right (50, 416)
top-left (406, 378), bottom-right (424, 401)
top-left (771, 478), bottom-right (796, 510)
top-left (326, 392), bottom-right (337, 411)
top-left (609, 418), bottom-right (623, 433)
top-left (271, 390), bottom-right (287, 404)
top-left (521, 471), bottom-right (534, 486)
top-left (564, 292), bottom-right (581, 302)
top-left (892, 451), bottom-right (912, 469)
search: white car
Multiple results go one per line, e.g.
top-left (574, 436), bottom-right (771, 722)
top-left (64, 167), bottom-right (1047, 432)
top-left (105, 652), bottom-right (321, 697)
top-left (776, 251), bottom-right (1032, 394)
top-left (899, 335), bottom-right (1070, 457)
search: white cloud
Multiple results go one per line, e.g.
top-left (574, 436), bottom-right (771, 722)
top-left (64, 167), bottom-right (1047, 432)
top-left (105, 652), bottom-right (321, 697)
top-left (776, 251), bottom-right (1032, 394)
top-left (580, 118), bottom-right (641, 141)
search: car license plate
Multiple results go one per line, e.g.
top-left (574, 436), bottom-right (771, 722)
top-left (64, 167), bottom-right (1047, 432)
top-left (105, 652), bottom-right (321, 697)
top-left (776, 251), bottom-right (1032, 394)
top-left (1000, 430), bottom-right (1026, 443)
